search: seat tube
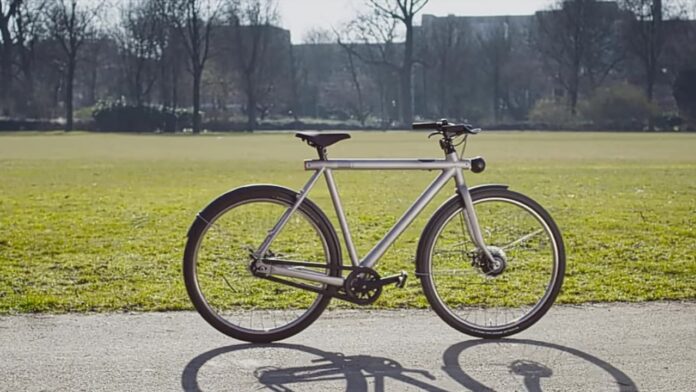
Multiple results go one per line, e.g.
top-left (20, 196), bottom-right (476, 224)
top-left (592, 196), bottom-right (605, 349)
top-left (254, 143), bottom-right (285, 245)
top-left (324, 169), bottom-right (359, 266)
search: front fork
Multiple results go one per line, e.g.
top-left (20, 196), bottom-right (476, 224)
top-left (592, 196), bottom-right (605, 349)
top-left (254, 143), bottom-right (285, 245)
top-left (452, 158), bottom-right (496, 264)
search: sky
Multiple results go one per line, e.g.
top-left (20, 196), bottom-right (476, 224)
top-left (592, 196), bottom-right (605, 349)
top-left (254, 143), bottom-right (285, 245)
top-left (277, 0), bottom-right (555, 43)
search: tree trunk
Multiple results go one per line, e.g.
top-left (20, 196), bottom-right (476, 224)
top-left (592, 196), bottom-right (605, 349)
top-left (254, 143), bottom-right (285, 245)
top-left (172, 62), bottom-right (179, 111)
top-left (420, 63), bottom-right (428, 117)
top-left (438, 62), bottom-right (446, 115)
top-left (400, 70), bottom-right (412, 124)
top-left (569, 56), bottom-right (581, 116)
top-left (65, 58), bottom-right (75, 131)
top-left (160, 63), bottom-right (169, 107)
top-left (379, 79), bottom-right (386, 128)
top-left (24, 74), bottom-right (35, 116)
top-left (646, 66), bottom-right (656, 102)
top-left (288, 46), bottom-right (301, 122)
top-left (569, 87), bottom-right (579, 117)
top-left (89, 59), bottom-right (98, 106)
top-left (192, 68), bottom-right (202, 134)
top-left (493, 66), bottom-right (501, 123)
top-left (19, 45), bottom-right (36, 116)
top-left (247, 87), bottom-right (257, 131)
top-left (401, 20), bottom-right (415, 125)
top-left (0, 24), bottom-right (13, 116)
top-left (647, 0), bottom-right (662, 102)
top-left (134, 63), bottom-right (143, 107)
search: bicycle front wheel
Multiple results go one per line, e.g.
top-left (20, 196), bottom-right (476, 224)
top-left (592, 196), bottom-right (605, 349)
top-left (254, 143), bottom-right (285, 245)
top-left (417, 188), bottom-right (565, 338)
top-left (184, 185), bottom-right (341, 343)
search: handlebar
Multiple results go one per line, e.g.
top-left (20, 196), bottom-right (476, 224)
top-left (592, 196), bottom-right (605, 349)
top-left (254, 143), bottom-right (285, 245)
top-left (412, 122), bottom-right (441, 130)
top-left (412, 119), bottom-right (481, 136)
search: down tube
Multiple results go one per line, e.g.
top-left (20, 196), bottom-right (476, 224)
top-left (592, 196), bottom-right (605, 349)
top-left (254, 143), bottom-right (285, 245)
top-left (360, 168), bottom-right (456, 269)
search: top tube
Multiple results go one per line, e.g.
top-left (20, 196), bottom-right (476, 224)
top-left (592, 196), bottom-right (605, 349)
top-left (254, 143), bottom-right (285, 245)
top-left (304, 158), bottom-right (475, 171)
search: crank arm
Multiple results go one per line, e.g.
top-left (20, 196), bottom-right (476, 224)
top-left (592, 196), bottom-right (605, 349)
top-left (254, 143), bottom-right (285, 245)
top-left (364, 271), bottom-right (408, 290)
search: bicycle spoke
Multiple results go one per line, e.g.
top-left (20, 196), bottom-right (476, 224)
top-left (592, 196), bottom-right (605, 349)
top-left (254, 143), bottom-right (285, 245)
top-left (430, 268), bottom-right (477, 276)
top-left (205, 220), bottom-right (236, 241)
top-left (433, 249), bottom-right (468, 255)
top-left (221, 275), bottom-right (239, 293)
top-left (501, 229), bottom-right (544, 251)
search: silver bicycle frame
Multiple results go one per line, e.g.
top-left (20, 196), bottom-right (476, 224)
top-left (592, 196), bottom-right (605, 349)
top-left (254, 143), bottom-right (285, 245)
top-left (259, 152), bottom-right (493, 288)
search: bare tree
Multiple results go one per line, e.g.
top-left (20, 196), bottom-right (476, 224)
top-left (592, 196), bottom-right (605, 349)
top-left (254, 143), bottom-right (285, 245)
top-left (621, 0), bottom-right (664, 101)
top-left (339, 12), bottom-right (401, 125)
top-left (364, 0), bottom-right (429, 125)
top-left (478, 20), bottom-right (514, 123)
top-left (621, 0), bottom-right (693, 102)
top-left (677, 1), bottom-right (696, 68)
top-left (114, 0), bottom-right (163, 106)
top-left (227, 0), bottom-right (280, 130)
top-left (287, 43), bottom-right (301, 121)
top-left (302, 28), bottom-right (332, 45)
top-left (44, 0), bottom-right (99, 130)
top-left (143, 0), bottom-right (180, 111)
top-left (534, 0), bottom-right (626, 115)
top-left (425, 16), bottom-right (470, 117)
top-left (338, 42), bottom-right (370, 126)
top-left (288, 28), bottom-right (334, 121)
top-left (82, 34), bottom-right (110, 107)
top-left (0, 0), bottom-right (22, 115)
top-left (673, 68), bottom-right (696, 127)
top-left (168, 0), bottom-right (218, 133)
top-left (12, 0), bottom-right (47, 117)
top-left (290, 30), bottom-right (336, 120)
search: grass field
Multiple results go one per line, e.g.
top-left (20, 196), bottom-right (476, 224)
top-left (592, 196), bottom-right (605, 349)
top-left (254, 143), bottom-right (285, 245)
top-left (0, 131), bottom-right (694, 313)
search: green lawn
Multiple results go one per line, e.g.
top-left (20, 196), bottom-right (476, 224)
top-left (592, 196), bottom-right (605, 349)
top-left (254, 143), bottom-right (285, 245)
top-left (0, 131), bottom-right (694, 313)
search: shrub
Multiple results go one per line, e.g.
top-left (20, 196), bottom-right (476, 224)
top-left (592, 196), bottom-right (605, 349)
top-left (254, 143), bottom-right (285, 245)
top-left (673, 69), bottom-right (696, 129)
top-left (582, 84), bottom-right (657, 130)
top-left (0, 119), bottom-right (63, 131)
top-left (652, 113), bottom-right (684, 131)
top-left (92, 101), bottom-right (194, 132)
top-left (528, 99), bottom-right (575, 129)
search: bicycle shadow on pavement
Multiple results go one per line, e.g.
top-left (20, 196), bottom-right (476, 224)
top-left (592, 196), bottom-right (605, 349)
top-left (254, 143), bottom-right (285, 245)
top-left (442, 339), bottom-right (639, 392)
top-left (181, 339), bottom-right (638, 391)
top-left (181, 343), bottom-right (448, 392)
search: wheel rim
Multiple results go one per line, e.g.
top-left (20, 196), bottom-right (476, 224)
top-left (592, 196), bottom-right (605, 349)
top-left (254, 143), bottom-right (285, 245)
top-left (191, 199), bottom-right (331, 336)
top-left (428, 196), bottom-right (560, 331)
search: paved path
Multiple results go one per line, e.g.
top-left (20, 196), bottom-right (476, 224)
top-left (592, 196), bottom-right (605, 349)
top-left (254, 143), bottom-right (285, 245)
top-left (1, 303), bottom-right (695, 391)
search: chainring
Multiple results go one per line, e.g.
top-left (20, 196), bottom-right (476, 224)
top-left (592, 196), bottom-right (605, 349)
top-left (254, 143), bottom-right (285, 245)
top-left (344, 267), bottom-right (382, 305)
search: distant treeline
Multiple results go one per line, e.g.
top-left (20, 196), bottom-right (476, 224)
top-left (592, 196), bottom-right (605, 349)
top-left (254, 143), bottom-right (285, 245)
top-left (0, 0), bottom-right (695, 132)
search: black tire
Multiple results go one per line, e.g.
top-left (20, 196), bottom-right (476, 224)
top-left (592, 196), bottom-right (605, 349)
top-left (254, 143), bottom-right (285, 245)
top-left (184, 185), bottom-right (341, 343)
top-left (417, 188), bottom-right (565, 338)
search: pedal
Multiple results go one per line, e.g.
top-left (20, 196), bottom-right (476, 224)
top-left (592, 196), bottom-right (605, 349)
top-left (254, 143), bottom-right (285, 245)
top-left (395, 271), bottom-right (408, 288)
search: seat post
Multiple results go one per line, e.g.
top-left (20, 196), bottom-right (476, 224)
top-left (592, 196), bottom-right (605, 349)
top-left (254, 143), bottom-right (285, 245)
top-left (316, 147), bottom-right (327, 160)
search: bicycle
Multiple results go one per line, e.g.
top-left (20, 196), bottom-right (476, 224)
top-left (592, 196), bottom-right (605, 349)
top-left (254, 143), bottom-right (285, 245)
top-left (183, 120), bottom-right (565, 343)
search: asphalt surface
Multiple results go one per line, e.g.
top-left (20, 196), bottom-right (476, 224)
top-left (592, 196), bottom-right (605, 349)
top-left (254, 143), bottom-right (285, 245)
top-left (1, 302), bottom-right (695, 391)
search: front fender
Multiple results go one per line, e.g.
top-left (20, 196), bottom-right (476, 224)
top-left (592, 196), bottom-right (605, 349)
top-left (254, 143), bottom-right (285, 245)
top-left (468, 184), bottom-right (509, 193)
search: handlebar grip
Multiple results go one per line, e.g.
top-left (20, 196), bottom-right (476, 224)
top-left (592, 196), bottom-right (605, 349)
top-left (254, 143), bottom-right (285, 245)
top-left (412, 122), bottom-right (439, 130)
top-left (441, 124), bottom-right (482, 135)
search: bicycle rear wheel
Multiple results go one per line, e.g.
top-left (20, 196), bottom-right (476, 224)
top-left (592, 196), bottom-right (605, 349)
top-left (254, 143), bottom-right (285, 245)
top-left (184, 185), bottom-right (341, 343)
top-left (418, 188), bottom-right (565, 338)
